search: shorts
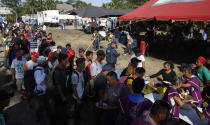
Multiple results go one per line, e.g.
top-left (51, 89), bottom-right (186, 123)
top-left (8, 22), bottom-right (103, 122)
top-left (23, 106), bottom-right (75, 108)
top-left (16, 78), bottom-right (24, 92)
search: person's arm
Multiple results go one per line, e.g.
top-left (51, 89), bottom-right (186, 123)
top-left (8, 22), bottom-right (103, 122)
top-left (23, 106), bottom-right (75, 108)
top-left (24, 63), bottom-right (28, 74)
top-left (150, 69), bottom-right (163, 78)
top-left (11, 68), bottom-right (15, 82)
top-left (72, 84), bottom-right (81, 104)
top-left (142, 61), bottom-right (145, 68)
top-left (181, 83), bottom-right (191, 88)
top-left (173, 96), bottom-right (188, 107)
top-left (113, 49), bottom-right (120, 57)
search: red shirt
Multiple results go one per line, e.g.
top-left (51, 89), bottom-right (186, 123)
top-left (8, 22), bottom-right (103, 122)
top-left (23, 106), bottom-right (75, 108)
top-left (140, 40), bottom-right (147, 50)
top-left (66, 49), bottom-right (75, 63)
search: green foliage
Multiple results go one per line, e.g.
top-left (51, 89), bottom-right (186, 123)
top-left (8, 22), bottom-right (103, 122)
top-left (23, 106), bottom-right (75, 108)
top-left (75, 0), bottom-right (87, 9)
top-left (103, 0), bottom-right (148, 9)
top-left (23, 0), bottom-right (58, 14)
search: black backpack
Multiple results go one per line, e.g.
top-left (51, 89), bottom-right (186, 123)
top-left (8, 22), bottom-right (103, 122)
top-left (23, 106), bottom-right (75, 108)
top-left (24, 67), bottom-right (42, 98)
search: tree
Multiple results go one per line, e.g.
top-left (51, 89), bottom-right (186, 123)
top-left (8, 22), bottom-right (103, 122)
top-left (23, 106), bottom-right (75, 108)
top-left (1, 0), bottom-right (22, 21)
top-left (66, 0), bottom-right (75, 4)
top-left (75, 0), bottom-right (87, 9)
top-left (103, 0), bottom-right (148, 9)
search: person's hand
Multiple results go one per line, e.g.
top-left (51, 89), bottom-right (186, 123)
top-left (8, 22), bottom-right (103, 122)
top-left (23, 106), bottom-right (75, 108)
top-left (190, 103), bottom-right (197, 109)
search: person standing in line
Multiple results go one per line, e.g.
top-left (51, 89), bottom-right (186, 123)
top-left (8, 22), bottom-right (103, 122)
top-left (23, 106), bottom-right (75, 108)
top-left (11, 49), bottom-right (26, 93)
top-left (90, 50), bottom-right (105, 80)
top-left (72, 58), bottom-right (86, 125)
top-left (51, 53), bottom-right (69, 125)
top-left (106, 42), bottom-right (120, 68)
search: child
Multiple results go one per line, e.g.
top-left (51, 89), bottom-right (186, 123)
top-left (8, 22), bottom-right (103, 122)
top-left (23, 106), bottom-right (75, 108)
top-left (163, 77), bottom-right (189, 120)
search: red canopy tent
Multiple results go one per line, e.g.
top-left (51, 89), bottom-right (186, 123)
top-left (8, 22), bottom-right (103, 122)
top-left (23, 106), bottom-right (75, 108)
top-left (118, 0), bottom-right (210, 21)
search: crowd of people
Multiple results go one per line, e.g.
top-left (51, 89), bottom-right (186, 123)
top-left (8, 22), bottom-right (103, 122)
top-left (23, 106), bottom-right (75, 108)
top-left (0, 21), bottom-right (210, 125)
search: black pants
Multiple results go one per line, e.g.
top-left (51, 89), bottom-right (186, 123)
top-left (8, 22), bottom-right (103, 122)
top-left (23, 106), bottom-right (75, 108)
top-left (51, 96), bottom-right (68, 125)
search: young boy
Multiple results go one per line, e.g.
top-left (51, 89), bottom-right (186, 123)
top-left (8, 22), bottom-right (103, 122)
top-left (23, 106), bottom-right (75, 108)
top-left (11, 49), bottom-right (27, 93)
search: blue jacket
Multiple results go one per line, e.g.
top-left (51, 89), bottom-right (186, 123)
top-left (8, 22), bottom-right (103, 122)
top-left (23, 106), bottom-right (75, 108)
top-left (106, 46), bottom-right (120, 64)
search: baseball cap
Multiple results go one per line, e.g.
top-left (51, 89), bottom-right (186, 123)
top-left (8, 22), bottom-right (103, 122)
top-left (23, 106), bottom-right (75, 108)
top-left (30, 52), bottom-right (39, 58)
top-left (131, 57), bottom-right (141, 63)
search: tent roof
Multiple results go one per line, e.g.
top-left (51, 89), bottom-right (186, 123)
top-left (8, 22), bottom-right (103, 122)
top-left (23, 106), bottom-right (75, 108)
top-left (74, 5), bottom-right (132, 18)
top-left (118, 0), bottom-right (210, 21)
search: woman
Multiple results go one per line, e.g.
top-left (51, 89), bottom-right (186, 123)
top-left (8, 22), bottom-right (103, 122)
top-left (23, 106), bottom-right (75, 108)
top-left (163, 77), bottom-right (189, 120)
top-left (150, 61), bottom-right (176, 84)
top-left (181, 66), bottom-right (202, 105)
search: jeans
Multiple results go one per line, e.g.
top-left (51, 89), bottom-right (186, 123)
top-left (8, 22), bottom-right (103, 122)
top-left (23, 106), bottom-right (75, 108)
top-left (115, 38), bottom-right (119, 46)
top-left (124, 44), bottom-right (132, 55)
top-left (93, 40), bottom-right (99, 51)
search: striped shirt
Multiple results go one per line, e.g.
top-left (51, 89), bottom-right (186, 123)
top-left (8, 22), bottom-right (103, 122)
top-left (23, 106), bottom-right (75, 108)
top-left (30, 40), bottom-right (37, 49)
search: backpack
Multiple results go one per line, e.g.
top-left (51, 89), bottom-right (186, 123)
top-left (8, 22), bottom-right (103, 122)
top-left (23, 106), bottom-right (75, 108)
top-left (24, 67), bottom-right (42, 98)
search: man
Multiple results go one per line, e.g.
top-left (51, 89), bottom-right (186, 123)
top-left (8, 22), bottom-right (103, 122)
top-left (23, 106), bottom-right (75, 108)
top-left (11, 49), bottom-right (26, 93)
top-left (125, 57), bottom-right (141, 76)
top-left (52, 53), bottom-right (69, 125)
top-left (71, 58), bottom-right (86, 125)
top-left (102, 71), bottom-right (130, 125)
top-left (29, 36), bottom-right (37, 53)
top-left (32, 56), bottom-right (48, 123)
top-left (130, 100), bottom-right (171, 125)
top-left (92, 30), bottom-right (100, 52)
top-left (48, 46), bottom-right (62, 68)
top-left (24, 52), bottom-right (39, 73)
top-left (124, 32), bottom-right (133, 55)
top-left (47, 33), bottom-right (53, 43)
top-left (78, 48), bottom-right (85, 58)
top-left (130, 48), bottom-right (145, 68)
top-left (66, 43), bottom-right (75, 70)
top-left (19, 34), bottom-right (29, 56)
top-left (94, 64), bottom-right (114, 100)
top-left (125, 67), bottom-right (145, 93)
top-left (85, 51), bottom-right (93, 67)
top-left (90, 50), bottom-right (105, 80)
top-left (196, 56), bottom-right (210, 89)
top-left (106, 42), bottom-right (120, 68)
top-left (119, 78), bottom-right (153, 124)
top-left (114, 28), bottom-right (120, 46)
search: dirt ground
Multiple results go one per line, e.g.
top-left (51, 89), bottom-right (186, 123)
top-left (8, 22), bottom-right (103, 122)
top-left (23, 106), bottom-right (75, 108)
top-left (0, 25), bottom-right (183, 125)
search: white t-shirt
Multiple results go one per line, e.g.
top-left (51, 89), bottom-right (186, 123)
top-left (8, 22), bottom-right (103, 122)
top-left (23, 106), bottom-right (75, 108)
top-left (11, 58), bottom-right (27, 79)
top-left (26, 60), bottom-right (38, 70)
top-left (43, 25), bottom-right (46, 31)
top-left (130, 55), bottom-right (145, 68)
top-left (90, 61), bottom-right (103, 77)
top-left (71, 71), bottom-right (85, 99)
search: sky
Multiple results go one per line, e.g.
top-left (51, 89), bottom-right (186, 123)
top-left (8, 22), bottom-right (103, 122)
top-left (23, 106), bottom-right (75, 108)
top-left (62, 0), bottom-right (112, 7)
